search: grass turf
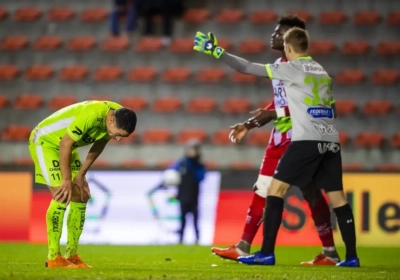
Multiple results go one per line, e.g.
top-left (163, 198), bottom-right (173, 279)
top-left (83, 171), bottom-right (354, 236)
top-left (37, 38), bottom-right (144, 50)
top-left (1, 244), bottom-right (399, 279)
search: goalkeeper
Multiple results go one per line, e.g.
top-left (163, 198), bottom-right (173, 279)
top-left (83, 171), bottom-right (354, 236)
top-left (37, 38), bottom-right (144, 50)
top-left (196, 15), bottom-right (340, 265)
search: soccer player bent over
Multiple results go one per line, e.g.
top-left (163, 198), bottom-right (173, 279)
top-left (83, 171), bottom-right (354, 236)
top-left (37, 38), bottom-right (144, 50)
top-left (198, 16), bottom-right (340, 265)
top-left (28, 101), bottom-right (137, 268)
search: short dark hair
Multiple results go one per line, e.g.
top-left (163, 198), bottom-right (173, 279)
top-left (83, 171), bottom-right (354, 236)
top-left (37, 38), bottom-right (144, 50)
top-left (277, 15), bottom-right (306, 30)
top-left (114, 108), bottom-right (137, 134)
top-left (284, 27), bottom-right (309, 53)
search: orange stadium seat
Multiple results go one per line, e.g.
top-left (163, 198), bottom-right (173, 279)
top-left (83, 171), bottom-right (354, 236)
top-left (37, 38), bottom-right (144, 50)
top-left (120, 97), bottom-right (147, 111)
top-left (217, 38), bottom-right (232, 51)
top-left (338, 131), bottom-right (350, 146)
top-left (88, 95), bottom-right (110, 101)
top-left (170, 38), bottom-right (194, 53)
top-left (14, 7), bottom-right (41, 22)
top-left (353, 11), bottom-right (381, 25)
top-left (59, 65), bottom-right (88, 81)
top-left (229, 161), bottom-right (255, 169)
top-left (249, 10), bottom-right (277, 24)
top-left (101, 36), bottom-right (129, 52)
top-left (238, 39), bottom-right (266, 54)
top-left (196, 67), bottom-right (226, 83)
top-left (1, 35), bottom-right (29, 51)
top-left (216, 9), bottom-right (244, 23)
top-left (67, 36), bottom-right (96, 51)
top-left (162, 67), bottom-right (191, 83)
top-left (92, 159), bottom-right (110, 167)
top-left (0, 95), bottom-right (8, 108)
top-left (121, 160), bottom-right (146, 168)
top-left (155, 160), bottom-right (174, 169)
top-left (341, 40), bottom-right (370, 55)
top-left (127, 66), bottom-right (157, 82)
top-left (47, 7), bottom-right (74, 22)
top-left (0, 65), bottom-right (19, 80)
top-left (355, 132), bottom-right (385, 148)
top-left (335, 69), bottom-right (365, 85)
top-left (375, 163), bottom-right (400, 172)
top-left (141, 128), bottom-right (172, 144)
top-left (93, 66), bottom-right (122, 81)
top-left (289, 10), bottom-right (312, 22)
top-left (1, 125), bottom-right (31, 141)
top-left (204, 161), bottom-right (218, 169)
top-left (334, 100), bottom-right (357, 116)
top-left (342, 163), bottom-right (365, 172)
top-left (363, 100), bottom-right (392, 116)
top-left (80, 8), bottom-right (108, 22)
top-left (0, 7), bottom-right (8, 20)
top-left (24, 65), bottom-right (53, 80)
top-left (135, 37), bottom-right (162, 52)
top-left (387, 11), bottom-right (400, 25)
top-left (152, 97), bottom-right (181, 113)
top-left (14, 94), bottom-right (43, 109)
top-left (111, 132), bottom-right (137, 145)
top-left (176, 129), bottom-right (207, 144)
top-left (33, 35), bottom-right (62, 51)
top-left (391, 133), bottom-right (400, 148)
top-left (231, 72), bottom-right (257, 84)
top-left (221, 98), bottom-right (251, 114)
top-left (211, 129), bottom-right (232, 145)
top-left (318, 11), bottom-right (347, 25)
top-left (308, 40), bottom-right (335, 54)
top-left (183, 8), bottom-right (210, 23)
top-left (371, 69), bottom-right (400, 85)
top-left (247, 130), bottom-right (271, 146)
top-left (13, 157), bottom-right (34, 166)
top-left (376, 41), bottom-right (400, 55)
top-left (187, 97), bottom-right (216, 113)
top-left (48, 96), bottom-right (78, 110)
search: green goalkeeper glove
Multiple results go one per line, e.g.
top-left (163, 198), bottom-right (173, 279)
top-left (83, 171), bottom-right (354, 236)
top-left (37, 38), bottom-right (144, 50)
top-left (193, 31), bottom-right (225, 59)
top-left (274, 116), bottom-right (292, 133)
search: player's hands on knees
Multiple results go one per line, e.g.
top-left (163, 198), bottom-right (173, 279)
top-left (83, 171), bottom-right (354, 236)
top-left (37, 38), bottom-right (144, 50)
top-left (73, 174), bottom-right (91, 203)
top-left (248, 109), bottom-right (276, 127)
top-left (229, 123), bottom-right (249, 144)
top-left (54, 179), bottom-right (73, 204)
top-left (193, 31), bottom-right (225, 59)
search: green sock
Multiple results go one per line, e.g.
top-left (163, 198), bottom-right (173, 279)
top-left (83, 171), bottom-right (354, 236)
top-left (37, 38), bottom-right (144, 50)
top-left (46, 200), bottom-right (67, 260)
top-left (65, 202), bottom-right (87, 258)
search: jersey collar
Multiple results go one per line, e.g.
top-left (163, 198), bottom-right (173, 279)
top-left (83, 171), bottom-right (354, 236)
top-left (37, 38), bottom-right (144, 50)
top-left (296, 55), bottom-right (312, 60)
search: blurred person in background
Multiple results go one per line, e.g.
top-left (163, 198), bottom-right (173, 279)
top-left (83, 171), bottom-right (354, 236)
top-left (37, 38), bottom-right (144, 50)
top-left (110, 0), bottom-right (138, 37)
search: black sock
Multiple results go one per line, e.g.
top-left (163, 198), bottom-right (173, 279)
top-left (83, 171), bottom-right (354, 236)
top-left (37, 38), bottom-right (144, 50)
top-left (260, 196), bottom-right (284, 255)
top-left (333, 204), bottom-right (357, 259)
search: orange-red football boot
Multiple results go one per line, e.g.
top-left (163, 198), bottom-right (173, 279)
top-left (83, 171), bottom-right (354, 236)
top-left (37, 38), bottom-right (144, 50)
top-left (45, 254), bottom-right (79, 268)
top-left (301, 253), bottom-right (339, 266)
top-left (211, 246), bottom-right (248, 261)
top-left (67, 254), bottom-right (92, 268)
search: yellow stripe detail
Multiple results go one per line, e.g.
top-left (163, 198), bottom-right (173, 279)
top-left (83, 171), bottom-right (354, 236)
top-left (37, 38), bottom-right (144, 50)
top-left (265, 64), bottom-right (273, 79)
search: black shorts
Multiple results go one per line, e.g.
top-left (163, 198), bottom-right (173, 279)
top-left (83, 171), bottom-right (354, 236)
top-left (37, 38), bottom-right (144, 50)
top-left (273, 141), bottom-right (343, 192)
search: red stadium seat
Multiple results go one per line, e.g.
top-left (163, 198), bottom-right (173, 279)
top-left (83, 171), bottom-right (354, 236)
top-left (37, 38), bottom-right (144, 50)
top-left (111, 132), bottom-right (137, 145)
top-left (34, 35), bottom-right (62, 51)
top-left (391, 133), bottom-right (400, 148)
top-left (14, 7), bottom-right (41, 22)
top-left (221, 98), bottom-right (251, 114)
top-left (162, 67), bottom-right (191, 83)
top-left (212, 129), bottom-right (232, 145)
top-left (127, 67), bottom-right (157, 82)
top-left (216, 9), bottom-right (244, 23)
top-left (0, 65), bottom-right (19, 80)
top-left (376, 41), bottom-right (400, 55)
top-left (101, 36), bottom-right (129, 52)
top-left (0, 95), bottom-right (8, 108)
top-left (204, 161), bottom-right (218, 169)
top-left (152, 97), bottom-right (181, 113)
top-left (371, 69), bottom-right (400, 85)
top-left (375, 163), bottom-right (400, 172)
top-left (319, 11), bottom-right (347, 25)
top-left (13, 157), bottom-right (34, 166)
top-left (14, 94), bottom-right (43, 109)
top-left (121, 160), bottom-right (146, 168)
top-left (238, 39), bottom-right (266, 54)
top-left (196, 67), bottom-right (226, 83)
top-left (289, 10), bottom-right (312, 22)
top-left (47, 7), bottom-right (74, 22)
top-left (93, 66), bottom-right (122, 81)
top-left (335, 69), bottom-right (365, 85)
top-left (135, 37), bottom-right (162, 52)
top-left (155, 160), bottom-right (174, 169)
top-left (141, 128), bottom-right (172, 144)
top-left (48, 96), bottom-right (78, 110)
top-left (355, 132), bottom-right (385, 148)
top-left (231, 72), bottom-right (257, 84)
top-left (341, 40), bottom-right (370, 55)
top-left (187, 97), bottom-right (216, 113)
top-left (59, 65), bottom-right (88, 81)
top-left (249, 10), bottom-right (278, 24)
top-left (92, 159), bottom-right (110, 167)
top-left (170, 38), bottom-right (194, 53)
top-left (0, 7), bottom-right (7, 20)
top-left (67, 36), bottom-right (96, 51)
top-left (217, 39), bottom-right (232, 51)
top-left (183, 8), bottom-right (210, 23)
top-left (24, 65), bottom-right (53, 80)
top-left (120, 97), bottom-right (147, 111)
top-left (1, 35), bottom-right (29, 51)
top-left (229, 161), bottom-right (255, 169)
top-left (338, 131), bottom-right (350, 146)
top-left (308, 40), bottom-right (335, 54)
top-left (342, 163), bottom-right (365, 171)
top-left (176, 129), bottom-right (207, 144)
top-left (353, 11), bottom-right (381, 25)
top-left (1, 125), bottom-right (31, 141)
top-left (334, 100), bottom-right (357, 116)
top-left (80, 8), bottom-right (108, 22)
top-left (363, 100), bottom-right (392, 116)
top-left (247, 130), bottom-right (271, 146)
top-left (387, 11), bottom-right (400, 25)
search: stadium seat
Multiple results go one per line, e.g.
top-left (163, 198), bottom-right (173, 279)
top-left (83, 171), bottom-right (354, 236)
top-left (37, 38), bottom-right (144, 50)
top-left (247, 130), bottom-right (271, 146)
top-left (221, 98), bottom-right (251, 114)
top-left (371, 69), bottom-right (400, 85)
top-left (176, 129), bottom-right (207, 144)
top-left (231, 72), bottom-right (257, 84)
top-left (229, 161), bottom-right (255, 169)
top-left (155, 160), bottom-right (174, 169)
top-left (196, 67), bottom-right (226, 83)
top-left (88, 95), bottom-right (110, 101)
top-left (0, 95), bottom-right (8, 108)
top-left (0, 7), bottom-right (7, 20)
top-left (341, 40), bottom-right (370, 55)
top-left (170, 38), bottom-right (194, 53)
top-left (59, 65), bottom-right (88, 81)
top-left (24, 65), bottom-right (53, 80)
top-left (334, 100), bottom-right (357, 116)
top-left (342, 163), bottom-right (365, 171)
top-left (289, 10), bottom-right (312, 22)
top-left (308, 40), bottom-right (335, 54)
top-left (13, 157), bottom-right (34, 166)
top-left (338, 131), bottom-right (350, 146)
top-left (183, 8), bottom-right (210, 23)
top-left (390, 133), bottom-right (400, 148)
top-left (135, 37), bottom-right (162, 52)
top-left (93, 66), bottom-right (122, 81)
top-left (120, 97), bottom-right (147, 111)
top-left (33, 35), bottom-right (62, 51)
top-left (111, 132), bottom-right (137, 144)
top-left (80, 8), bottom-right (108, 22)
top-left (204, 161), bottom-right (218, 169)
top-left (67, 36), bottom-right (96, 51)
top-left (141, 128), bottom-right (172, 144)
top-left (387, 11), bottom-right (400, 25)
top-left (217, 38), bottom-right (232, 51)
top-left (355, 132), bottom-right (385, 148)
top-left (152, 97), bottom-right (181, 113)
top-left (1, 125), bottom-right (31, 141)
top-left (48, 96), bottom-right (78, 110)
top-left (363, 100), bottom-right (392, 116)
top-left (216, 9), bottom-right (244, 23)
top-left (238, 39), bottom-right (266, 54)
top-left (0, 65), bottom-right (19, 80)
top-left (376, 41), bottom-right (400, 55)
top-left (121, 160), bottom-right (146, 168)
top-left (127, 66), bottom-right (157, 82)
top-left (101, 36), bottom-right (129, 52)
top-left (318, 11), bottom-right (347, 25)
top-left (162, 67), bottom-right (191, 83)
top-left (14, 94), bottom-right (43, 109)
top-left (249, 10), bottom-right (278, 24)
top-left (14, 7), bottom-right (41, 22)
top-left (375, 163), bottom-right (400, 172)
top-left (186, 97), bottom-right (216, 113)
top-left (92, 159), bottom-right (110, 167)
top-left (212, 129), bottom-right (232, 145)
top-left (47, 7), bottom-right (74, 22)
top-left (353, 11), bottom-right (381, 25)
top-left (335, 69), bottom-right (365, 85)
top-left (1, 35), bottom-right (29, 51)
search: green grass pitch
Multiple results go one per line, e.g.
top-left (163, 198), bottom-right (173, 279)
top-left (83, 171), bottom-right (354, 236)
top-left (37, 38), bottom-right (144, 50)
top-left (1, 243), bottom-right (399, 279)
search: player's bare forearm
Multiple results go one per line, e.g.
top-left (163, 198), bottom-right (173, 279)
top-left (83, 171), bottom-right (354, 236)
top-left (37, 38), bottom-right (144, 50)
top-left (79, 138), bottom-right (108, 175)
top-left (220, 52), bottom-right (269, 77)
top-left (59, 134), bottom-right (75, 181)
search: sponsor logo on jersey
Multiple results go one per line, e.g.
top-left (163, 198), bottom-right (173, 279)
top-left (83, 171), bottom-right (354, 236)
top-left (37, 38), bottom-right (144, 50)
top-left (303, 64), bottom-right (327, 75)
top-left (307, 107), bottom-right (333, 118)
top-left (271, 64), bottom-right (279, 68)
